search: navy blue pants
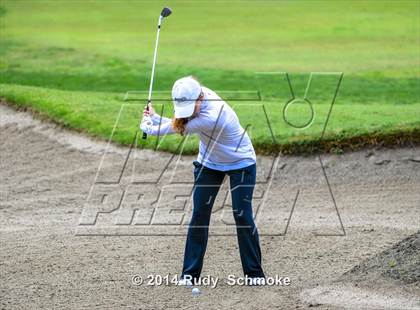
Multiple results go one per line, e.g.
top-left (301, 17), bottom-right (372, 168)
top-left (182, 161), bottom-right (265, 279)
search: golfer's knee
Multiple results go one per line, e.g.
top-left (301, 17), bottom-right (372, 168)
top-left (190, 208), bottom-right (211, 225)
top-left (233, 210), bottom-right (255, 226)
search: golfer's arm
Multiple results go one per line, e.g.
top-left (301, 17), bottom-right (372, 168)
top-left (141, 115), bottom-right (208, 136)
top-left (151, 113), bottom-right (172, 125)
top-left (184, 117), bottom-right (212, 134)
top-left (141, 119), bottom-right (175, 136)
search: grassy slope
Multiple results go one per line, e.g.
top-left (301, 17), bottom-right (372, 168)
top-left (2, 83), bottom-right (419, 154)
top-left (0, 1), bottom-right (419, 154)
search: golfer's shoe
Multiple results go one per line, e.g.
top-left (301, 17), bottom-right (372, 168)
top-left (247, 277), bottom-right (266, 286)
top-left (177, 278), bottom-right (193, 288)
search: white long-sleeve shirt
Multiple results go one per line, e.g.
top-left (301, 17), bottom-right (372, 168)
top-left (141, 86), bottom-right (256, 171)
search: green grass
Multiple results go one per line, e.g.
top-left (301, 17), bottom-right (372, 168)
top-left (2, 83), bottom-right (419, 154)
top-left (0, 1), bottom-right (419, 154)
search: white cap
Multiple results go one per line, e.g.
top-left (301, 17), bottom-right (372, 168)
top-left (172, 76), bottom-right (202, 118)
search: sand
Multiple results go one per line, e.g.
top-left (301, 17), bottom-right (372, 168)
top-left (1, 103), bottom-right (419, 309)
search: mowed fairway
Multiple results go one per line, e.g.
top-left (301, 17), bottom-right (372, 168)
top-left (0, 0), bottom-right (419, 153)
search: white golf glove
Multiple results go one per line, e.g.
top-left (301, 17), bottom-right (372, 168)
top-left (140, 115), bottom-right (153, 133)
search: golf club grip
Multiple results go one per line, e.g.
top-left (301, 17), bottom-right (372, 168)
top-left (142, 109), bottom-right (148, 140)
top-left (142, 102), bottom-right (151, 140)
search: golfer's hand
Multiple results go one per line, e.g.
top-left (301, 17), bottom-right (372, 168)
top-left (143, 105), bottom-right (155, 117)
top-left (140, 115), bottom-right (153, 132)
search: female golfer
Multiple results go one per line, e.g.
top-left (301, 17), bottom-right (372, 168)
top-left (141, 76), bottom-right (265, 285)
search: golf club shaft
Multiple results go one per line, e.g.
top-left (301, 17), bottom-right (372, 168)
top-left (142, 16), bottom-right (163, 139)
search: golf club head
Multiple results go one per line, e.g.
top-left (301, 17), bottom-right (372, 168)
top-left (161, 7), bottom-right (172, 18)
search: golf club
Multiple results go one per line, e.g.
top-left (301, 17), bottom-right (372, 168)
top-left (142, 7), bottom-right (172, 140)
